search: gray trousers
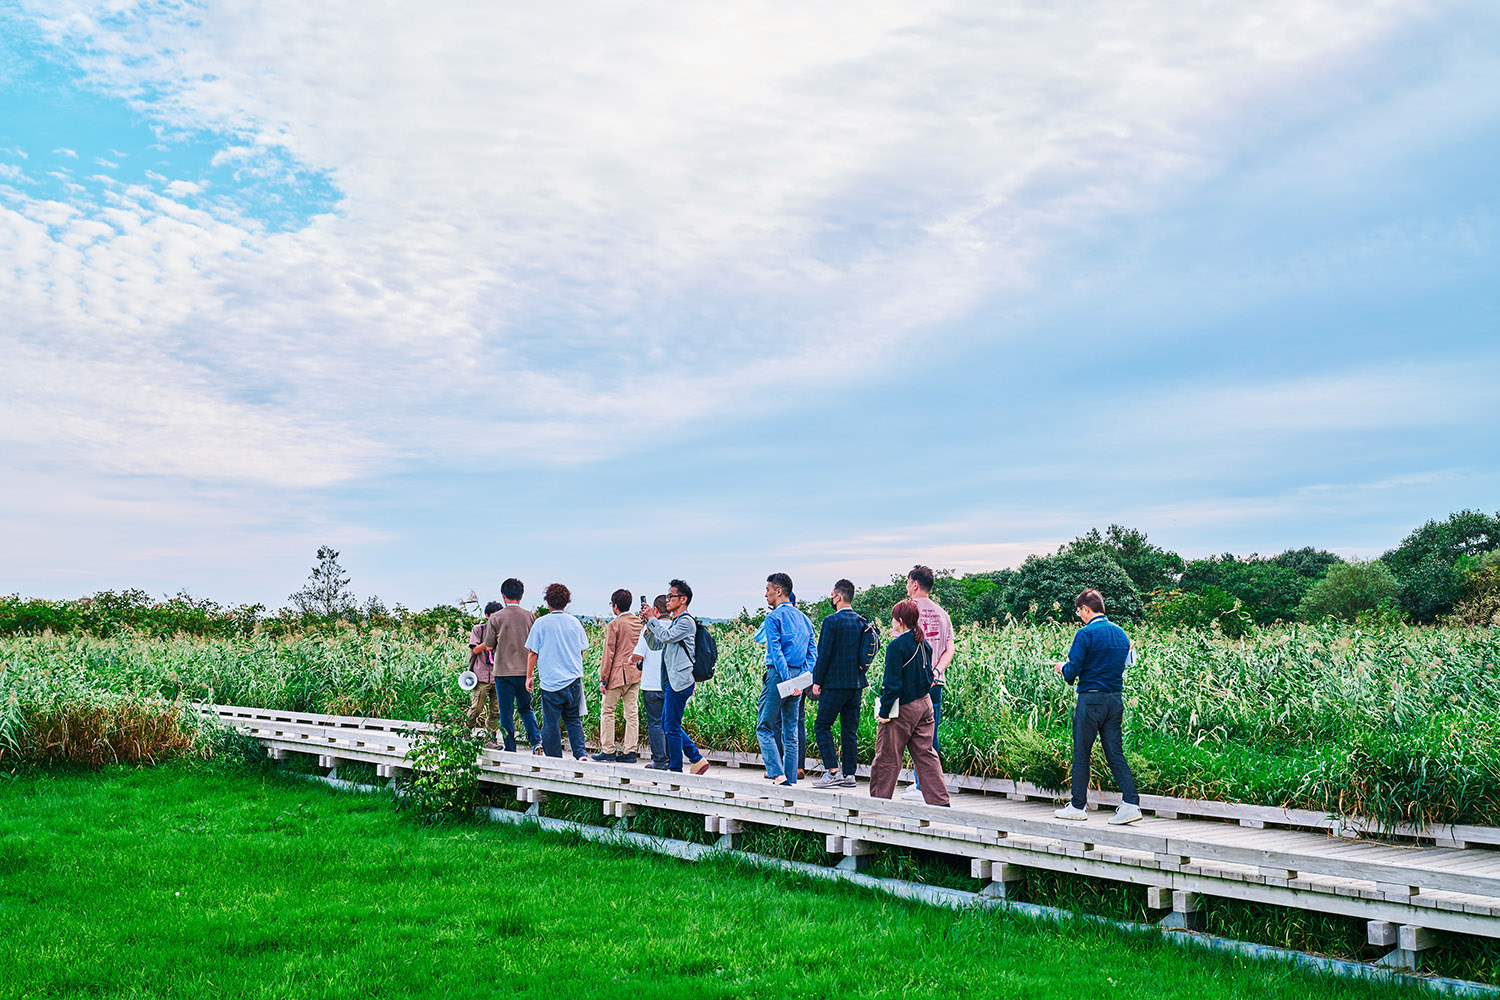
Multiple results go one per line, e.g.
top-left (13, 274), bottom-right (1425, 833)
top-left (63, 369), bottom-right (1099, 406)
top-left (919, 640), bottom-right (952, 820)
top-left (642, 689), bottom-right (668, 767)
top-left (1071, 691), bottom-right (1139, 809)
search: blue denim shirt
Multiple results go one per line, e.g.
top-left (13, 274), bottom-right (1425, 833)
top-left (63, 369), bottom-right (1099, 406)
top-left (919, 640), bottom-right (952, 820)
top-left (760, 601), bottom-right (816, 683)
top-left (1062, 615), bottom-right (1131, 693)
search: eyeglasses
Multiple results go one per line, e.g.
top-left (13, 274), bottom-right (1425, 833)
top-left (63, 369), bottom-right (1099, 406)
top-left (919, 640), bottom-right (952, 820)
top-left (667, 593), bottom-right (683, 601)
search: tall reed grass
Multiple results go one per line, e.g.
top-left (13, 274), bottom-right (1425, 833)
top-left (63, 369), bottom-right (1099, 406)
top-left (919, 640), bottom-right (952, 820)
top-left (3, 622), bottom-right (1496, 826)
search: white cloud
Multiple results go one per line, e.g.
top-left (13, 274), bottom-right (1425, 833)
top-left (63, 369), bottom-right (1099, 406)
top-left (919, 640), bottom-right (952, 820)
top-left (3, 0), bottom-right (1438, 491)
top-left (52, 146), bottom-right (78, 158)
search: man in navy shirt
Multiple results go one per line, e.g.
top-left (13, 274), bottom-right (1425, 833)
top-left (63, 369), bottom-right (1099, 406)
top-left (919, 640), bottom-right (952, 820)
top-left (1054, 589), bottom-right (1143, 825)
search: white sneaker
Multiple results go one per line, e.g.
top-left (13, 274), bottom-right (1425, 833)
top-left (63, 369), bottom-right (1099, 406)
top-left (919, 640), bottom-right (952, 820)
top-left (1054, 803), bottom-right (1089, 821)
top-left (902, 784), bottom-right (925, 801)
top-left (1109, 803), bottom-right (1144, 825)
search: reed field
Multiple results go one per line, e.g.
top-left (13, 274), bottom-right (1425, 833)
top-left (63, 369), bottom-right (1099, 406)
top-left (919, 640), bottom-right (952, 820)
top-left (3, 621), bottom-right (1498, 828)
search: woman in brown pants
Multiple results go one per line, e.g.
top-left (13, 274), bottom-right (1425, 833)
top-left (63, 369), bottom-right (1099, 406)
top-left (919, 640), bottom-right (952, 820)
top-left (868, 600), bottom-right (950, 806)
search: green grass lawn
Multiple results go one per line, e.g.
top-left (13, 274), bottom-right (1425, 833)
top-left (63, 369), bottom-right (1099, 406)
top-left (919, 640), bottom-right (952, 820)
top-left (0, 764), bottom-right (1434, 1000)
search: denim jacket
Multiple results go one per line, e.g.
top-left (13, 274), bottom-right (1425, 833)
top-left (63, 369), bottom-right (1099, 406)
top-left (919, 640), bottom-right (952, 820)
top-left (759, 601), bottom-right (816, 683)
top-left (1062, 615), bottom-right (1131, 693)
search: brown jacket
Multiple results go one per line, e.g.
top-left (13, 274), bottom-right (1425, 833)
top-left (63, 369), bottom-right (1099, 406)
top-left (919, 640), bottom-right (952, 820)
top-left (599, 612), bottom-right (645, 688)
top-left (482, 603), bottom-right (536, 677)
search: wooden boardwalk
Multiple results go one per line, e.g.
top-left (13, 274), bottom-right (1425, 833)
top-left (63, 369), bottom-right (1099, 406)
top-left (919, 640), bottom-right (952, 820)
top-left (207, 703), bottom-right (1500, 963)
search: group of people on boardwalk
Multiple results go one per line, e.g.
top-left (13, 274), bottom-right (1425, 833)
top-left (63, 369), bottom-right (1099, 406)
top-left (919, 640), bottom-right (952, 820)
top-left (466, 565), bottom-right (1144, 824)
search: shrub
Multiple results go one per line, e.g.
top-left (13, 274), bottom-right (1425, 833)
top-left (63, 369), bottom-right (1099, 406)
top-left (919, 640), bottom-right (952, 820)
top-left (397, 698), bottom-right (485, 819)
top-left (1450, 553), bottom-right (1500, 627)
top-left (1297, 560), bottom-right (1402, 622)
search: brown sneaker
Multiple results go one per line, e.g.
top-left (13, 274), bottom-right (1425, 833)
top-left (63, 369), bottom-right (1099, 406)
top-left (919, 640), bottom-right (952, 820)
top-left (689, 758), bottom-right (711, 776)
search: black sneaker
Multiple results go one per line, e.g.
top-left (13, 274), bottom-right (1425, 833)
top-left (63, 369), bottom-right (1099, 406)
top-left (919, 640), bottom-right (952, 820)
top-left (591, 752), bottom-right (618, 762)
top-left (614, 752), bottom-right (639, 764)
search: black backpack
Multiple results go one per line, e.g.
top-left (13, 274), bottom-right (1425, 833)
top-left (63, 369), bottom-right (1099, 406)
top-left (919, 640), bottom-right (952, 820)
top-left (684, 616), bottom-right (718, 682)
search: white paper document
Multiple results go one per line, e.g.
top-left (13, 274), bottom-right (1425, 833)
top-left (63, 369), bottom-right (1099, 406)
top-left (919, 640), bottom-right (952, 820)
top-left (777, 671), bottom-right (813, 698)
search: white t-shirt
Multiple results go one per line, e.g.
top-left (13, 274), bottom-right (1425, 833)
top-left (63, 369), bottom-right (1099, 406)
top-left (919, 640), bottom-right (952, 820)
top-left (634, 631), bottom-right (664, 692)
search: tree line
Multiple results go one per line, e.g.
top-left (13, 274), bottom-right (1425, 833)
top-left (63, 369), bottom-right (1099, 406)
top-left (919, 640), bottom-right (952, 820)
top-left (793, 510), bottom-right (1500, 635)
top-left (4, 511), bottom-right (1498, 640)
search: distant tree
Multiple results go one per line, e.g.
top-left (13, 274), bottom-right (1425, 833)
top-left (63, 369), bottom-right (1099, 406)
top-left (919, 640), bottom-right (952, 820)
top-left (1383, 510), bottom-right (1500, 621)
top-left (847, 569), bottom-right (977, 627)
top-left (1061, 525), bottom-right (1184, 595)
top-left (1179, 548), bottom-right (1342, 624)
top-left (1383, 510), bottom-right (1500, 576)
top-left (1266, 546), bottom-right (1345, 578)
top-left (1398, 554), bottom-right (1466, 625)
top-left (289, 546), bottom-right (355, 617)
top-left (1297, 561), bottom-right (1401, 623)
top-left (1146, 586), bottom-right (1254, 639)
top-left (1005, 551), bottom-right (1144, 623)
top-left (959, 569), bottom-right (1015, 625)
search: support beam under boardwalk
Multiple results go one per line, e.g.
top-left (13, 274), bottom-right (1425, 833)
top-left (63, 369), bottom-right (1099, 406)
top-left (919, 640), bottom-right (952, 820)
top-left (1159, 891), bottom-right (1205, 931)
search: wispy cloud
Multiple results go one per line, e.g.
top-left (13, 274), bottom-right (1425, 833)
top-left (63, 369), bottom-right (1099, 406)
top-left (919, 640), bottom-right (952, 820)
top-left (1, 0), bottom-right (1431, 490)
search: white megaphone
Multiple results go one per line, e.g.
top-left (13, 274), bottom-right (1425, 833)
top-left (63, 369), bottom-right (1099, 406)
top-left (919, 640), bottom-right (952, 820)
top-left (458, 670), bottom-right (479, 691)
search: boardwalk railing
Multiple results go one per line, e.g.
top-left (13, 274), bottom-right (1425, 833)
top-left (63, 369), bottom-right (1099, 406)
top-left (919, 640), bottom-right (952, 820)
top-left (204, 703), bottom-right (1500, 965)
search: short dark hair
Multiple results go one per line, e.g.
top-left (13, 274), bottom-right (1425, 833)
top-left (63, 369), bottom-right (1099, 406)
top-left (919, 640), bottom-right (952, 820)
top-left (483, 601), bottom-right (502, 616)
top-left (832, 579), bottom-right (855, 603)
top-left (766, 572), bottom-right (793, 596)
top-left (611, 589), bottom-right (632, 613)
top-left (1075, 589), bottom-right (1105, 614)
top-left (653, 594), bottom-right (669, 613)
top-left (544, 583), bottom-right (571, 610)
top-left (500, 578), bottom-right (524, 601)
top-left (669, 579), bottom-right (692, 606)
top-left (907, 565), bottom-right (935, 592)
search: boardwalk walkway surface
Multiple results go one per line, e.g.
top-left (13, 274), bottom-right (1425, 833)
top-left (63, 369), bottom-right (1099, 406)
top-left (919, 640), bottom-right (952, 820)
top-left (206, 703), bottom-right (1500, 967)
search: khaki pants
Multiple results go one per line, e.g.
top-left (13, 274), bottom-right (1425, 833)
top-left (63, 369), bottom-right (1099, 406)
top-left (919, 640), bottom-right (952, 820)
top-left (868, 695), bottom-right (949, 805)
top-left (467, 681), bottom-right (499, 734)
top-left (600, 681), bottom-right (640, 753)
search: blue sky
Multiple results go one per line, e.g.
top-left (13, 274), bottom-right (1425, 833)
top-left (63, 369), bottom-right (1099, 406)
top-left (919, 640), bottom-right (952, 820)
top-left (2, 1), bottom-right (1497, 617)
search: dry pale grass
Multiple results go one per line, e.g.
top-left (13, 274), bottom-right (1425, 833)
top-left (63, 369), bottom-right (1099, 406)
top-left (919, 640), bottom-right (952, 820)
top-left (3, 702), bottom-right (203, 768)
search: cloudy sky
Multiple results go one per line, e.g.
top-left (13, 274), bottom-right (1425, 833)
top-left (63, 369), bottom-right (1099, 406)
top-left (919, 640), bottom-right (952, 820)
top-left (2, 1), bottom-right (1497, 616)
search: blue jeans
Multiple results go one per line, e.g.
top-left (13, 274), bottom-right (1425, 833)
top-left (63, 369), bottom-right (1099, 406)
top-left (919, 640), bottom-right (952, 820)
top-left (540, 679), bottom-right (587, 759)
top-left (915, 683), bottom-right (942, 788)
top-left (642, 689), bottom-right (668, 767)
top-left (756, 672), bottom-right (800, 783)
top-left (663, 682), bottom-right (702, 772)
top-left (495, 675), bottom-right (542, 752)
top-left (774, 693), bottom-right (807, 774)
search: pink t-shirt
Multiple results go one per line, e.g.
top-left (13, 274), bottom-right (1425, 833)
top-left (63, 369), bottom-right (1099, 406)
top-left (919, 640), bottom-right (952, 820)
top-left (914, 597), bottom-right (953, 685)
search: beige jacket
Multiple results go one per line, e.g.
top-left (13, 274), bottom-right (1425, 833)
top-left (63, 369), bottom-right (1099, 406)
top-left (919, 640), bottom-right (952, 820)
top-left (600, 612), bottom-right (645, 688)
